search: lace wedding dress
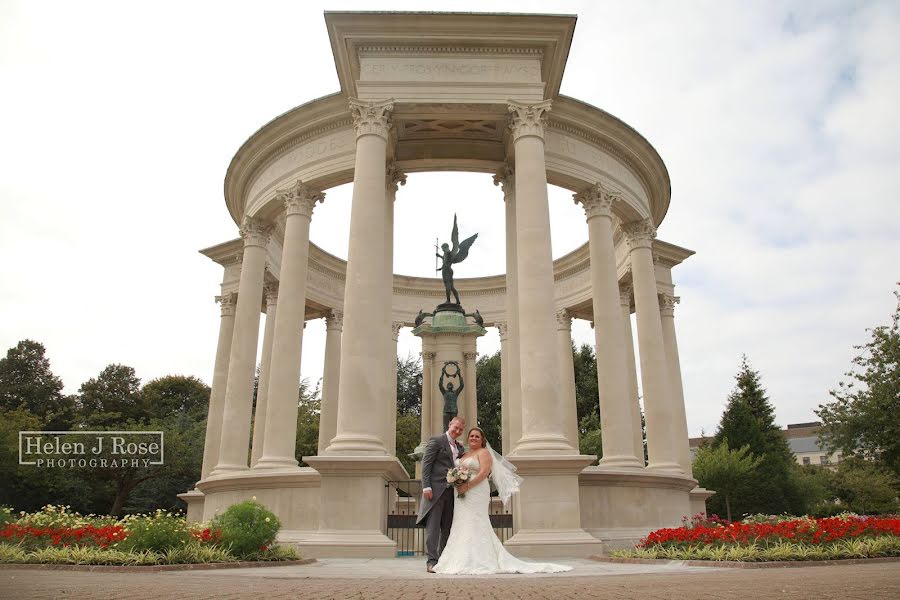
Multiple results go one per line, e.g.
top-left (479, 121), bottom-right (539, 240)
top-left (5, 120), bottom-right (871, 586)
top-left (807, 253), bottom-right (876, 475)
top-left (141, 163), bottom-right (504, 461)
top-left (433, 456), bottom-right (572, 575)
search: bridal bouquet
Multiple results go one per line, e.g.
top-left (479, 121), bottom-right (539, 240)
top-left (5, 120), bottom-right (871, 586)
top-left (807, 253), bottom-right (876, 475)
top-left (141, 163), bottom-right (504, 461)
top-left (446, 466), bottom-right (470, 498)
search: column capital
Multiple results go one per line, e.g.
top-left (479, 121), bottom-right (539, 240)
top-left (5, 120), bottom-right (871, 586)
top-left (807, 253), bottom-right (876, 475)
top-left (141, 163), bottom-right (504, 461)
top-left (239, 217), bottom-right (272, 248)
top-left (622, 219), bottom-right (657, 251)
top-left (391, 321), bottom-right (404, 340)
top-left (463, 351), bottom-right (478, 362)
top-left (573, 182), bottom-right (622, 221)
top-left (215, 292), bottom-right (237, 317)
top-left (492, 163), bottom-right (515, 197)
top-left (422, 350), bottom-right (436, 362)
top-left (659, 293), bottom-right (680, 317)
top-left (555, 309), bottom-right (573, 331)
top-left (495, 320), bottom-right (508, 340)
top-left (349, 98), bottom-right (394, 140)
top-left (276, 179), bottom-right (325, 219)
top-left (386, 163), bottom-right (407, 194)
top-left (324, 310), bottom-right (343, 331)
top-left (507, 99), bottom-right (552, 141)
top-left (263, 282), bottom-right (279, 306)
top-left (619, 285), bottom-right (633, 309)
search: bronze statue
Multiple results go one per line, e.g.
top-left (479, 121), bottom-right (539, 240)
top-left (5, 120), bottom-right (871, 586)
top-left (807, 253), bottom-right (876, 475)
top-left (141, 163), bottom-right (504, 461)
top-left (436, 214), bottom-right (478, 305)
top-left (465, 309), bottom-right (484, 328)
top-left (414, 309), bottom-right (434, 328)
top-left (438, 361), bottom-right (465, 430)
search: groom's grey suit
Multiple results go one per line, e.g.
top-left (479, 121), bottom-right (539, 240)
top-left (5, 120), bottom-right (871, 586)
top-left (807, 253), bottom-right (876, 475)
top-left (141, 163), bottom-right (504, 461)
top-left (417, 433), bottom-right (464, 567)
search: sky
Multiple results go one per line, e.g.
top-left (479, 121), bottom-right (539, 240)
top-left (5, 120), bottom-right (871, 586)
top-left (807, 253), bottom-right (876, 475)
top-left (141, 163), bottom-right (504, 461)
top-left (1, 1), bottom-right (898, 438)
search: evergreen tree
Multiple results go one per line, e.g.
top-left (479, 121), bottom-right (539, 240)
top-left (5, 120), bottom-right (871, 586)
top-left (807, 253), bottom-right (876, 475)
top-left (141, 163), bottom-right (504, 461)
top-left (711, 356), bottom-right (804, 517)
top-left (475, 351), bottom-right (502, 449)
top-left (0, 340), bottom-right (75, 429)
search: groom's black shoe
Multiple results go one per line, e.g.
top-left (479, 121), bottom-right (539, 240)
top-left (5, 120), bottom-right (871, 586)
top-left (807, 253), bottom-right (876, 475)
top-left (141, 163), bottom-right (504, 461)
top-left (427, 564), bottom-right (436, 573)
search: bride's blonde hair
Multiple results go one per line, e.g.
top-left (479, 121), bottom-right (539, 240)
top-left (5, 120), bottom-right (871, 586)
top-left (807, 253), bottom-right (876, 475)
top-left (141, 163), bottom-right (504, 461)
top-left (466, 427), bottom-right (487, 449)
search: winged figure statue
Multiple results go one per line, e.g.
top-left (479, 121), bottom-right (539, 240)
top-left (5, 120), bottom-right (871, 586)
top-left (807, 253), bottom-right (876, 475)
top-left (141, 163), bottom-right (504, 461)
top-left (436, 214), bottom-right (478, 305)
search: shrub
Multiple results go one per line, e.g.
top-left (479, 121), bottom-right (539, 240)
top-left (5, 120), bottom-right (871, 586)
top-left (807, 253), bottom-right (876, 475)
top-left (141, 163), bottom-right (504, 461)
top-left (119, 510), bottom-right (193, 552)
top-left (0, 507), bottom-right (13, 527)
top-left (211, 499), bottom-right (281, 559)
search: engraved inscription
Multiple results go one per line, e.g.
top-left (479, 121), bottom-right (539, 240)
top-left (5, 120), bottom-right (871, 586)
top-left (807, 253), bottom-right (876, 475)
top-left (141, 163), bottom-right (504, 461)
top-left (360, 57), bottom-right (541, 83)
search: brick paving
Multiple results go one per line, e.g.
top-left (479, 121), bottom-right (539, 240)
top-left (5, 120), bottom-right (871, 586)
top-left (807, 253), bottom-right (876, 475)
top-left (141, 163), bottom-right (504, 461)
top-left (2, 559), bottom-right (899, 599)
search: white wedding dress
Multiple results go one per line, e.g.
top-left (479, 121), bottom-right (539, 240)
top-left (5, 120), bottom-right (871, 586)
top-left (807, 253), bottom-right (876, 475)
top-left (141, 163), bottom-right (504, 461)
top-left (433, 456), bottom-right (572, 575)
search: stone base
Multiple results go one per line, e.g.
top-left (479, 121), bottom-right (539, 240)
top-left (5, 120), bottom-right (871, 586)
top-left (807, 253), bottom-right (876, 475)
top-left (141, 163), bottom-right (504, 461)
top-left (689, 486), bottom-right (716, 517)
top-left (176, 489), bottom-right (205, 523)
top-left (292, 529), bottom-right (398, 558)
top-left (504, 528), bottom-right (602, 558)
top-left (579, 465), bottom-right (698, 553)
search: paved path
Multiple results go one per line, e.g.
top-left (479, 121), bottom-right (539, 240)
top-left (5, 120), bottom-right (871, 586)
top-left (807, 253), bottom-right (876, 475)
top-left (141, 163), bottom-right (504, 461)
top-left (2, 558), bottom-right (899, 599)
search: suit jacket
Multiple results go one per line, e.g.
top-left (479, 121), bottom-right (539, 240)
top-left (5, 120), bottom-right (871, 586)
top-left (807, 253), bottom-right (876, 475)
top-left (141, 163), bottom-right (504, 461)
top-left (416, 433), bottom-right (464, 524)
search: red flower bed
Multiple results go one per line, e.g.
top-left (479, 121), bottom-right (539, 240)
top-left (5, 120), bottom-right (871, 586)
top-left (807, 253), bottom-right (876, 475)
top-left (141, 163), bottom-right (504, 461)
top-left (192, 527), bottom-right (221, 544)
top-left (0, 523), bottom-right (127, 549)
top-left (641, 516), bottom-right (900, 548)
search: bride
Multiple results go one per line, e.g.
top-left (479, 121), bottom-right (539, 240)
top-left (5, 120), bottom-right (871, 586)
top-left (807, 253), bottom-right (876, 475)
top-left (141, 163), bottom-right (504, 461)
top-left (433, 427), bottom-right (572, 575)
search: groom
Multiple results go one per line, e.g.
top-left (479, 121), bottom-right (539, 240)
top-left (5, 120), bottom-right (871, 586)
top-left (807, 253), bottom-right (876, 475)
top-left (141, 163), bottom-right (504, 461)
top-left (417, 415), bottom-right (466, 573)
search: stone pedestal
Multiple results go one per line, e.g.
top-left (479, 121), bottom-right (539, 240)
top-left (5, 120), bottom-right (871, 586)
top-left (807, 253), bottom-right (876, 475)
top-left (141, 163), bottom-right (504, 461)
top-left (412, 309), bottom-right (486, 437)
top-left (689, 486), bottom-right (716, 517)
top-left (176, 489), bottom-right (205, 524)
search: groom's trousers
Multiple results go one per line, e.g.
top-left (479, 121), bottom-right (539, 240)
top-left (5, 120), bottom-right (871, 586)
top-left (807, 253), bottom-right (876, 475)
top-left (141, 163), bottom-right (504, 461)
top-left (424, 488), bottom-right (454, 565)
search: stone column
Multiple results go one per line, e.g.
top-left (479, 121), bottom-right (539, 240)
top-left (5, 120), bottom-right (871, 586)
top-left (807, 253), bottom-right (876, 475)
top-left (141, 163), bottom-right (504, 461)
top-left (660, 293), bottom-right (692, 476)
top-left (623, 220), bottom-right (682, 474)
top-left (256, 182), bottom-right (324, 470)
top-left (555, 310), bottom-right (580, 451)
top-left (494, 165), bottom-right (522, 451)
top-left (317, 310), bottom-right (343, 454)
top-left (326, 98), bottom-right (395, 455)
top-left (620, 286), bottom-right (644, 464)
top-left (463, 351), bottom-right (478, 427)
top-left (251, 282), bottom-right (279, 467)
top-left (389, 321), bottom-right (403, 457)
top-left (574, 185), bottom-right (642, 468)
top-left (507, 100), bottom-right (573, 455)
top-left (200, 292), bottom-right (236, 480)
top-left (212, 218), bottom-right (270, 474)
top-left (420, 351), bottom-right (435, 444)
top-left (496, 321), bottom-right (510, 455)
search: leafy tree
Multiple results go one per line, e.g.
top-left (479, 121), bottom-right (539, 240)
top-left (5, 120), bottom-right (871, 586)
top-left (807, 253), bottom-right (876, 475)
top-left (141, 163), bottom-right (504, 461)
top-left (396, 354), bottom-right (423, 417)
top-left (817, 288), bottom-right (900, 476)
top-left (475, 351), bottom-right (501, 449)
top-left (826, 457), bottom-right (900, 515)
top-left (712, 356), bottom-right (804, 517)
top-left (77, 364), bottom-right (144, 428)
top-left (692, 441), bottom-right (761, 522)
top-left (0, 340), bottom-right (74, 429)
top-left (578, 412), bottom-right (602, 463)
top-left (395, 413), bottom-right (421, 476)
top-left (142, 375), bottom-right (209, 421)
top-left (294, 378), bottom-right (321, 467)
top-left (573, 343), bottom-right (600, 427)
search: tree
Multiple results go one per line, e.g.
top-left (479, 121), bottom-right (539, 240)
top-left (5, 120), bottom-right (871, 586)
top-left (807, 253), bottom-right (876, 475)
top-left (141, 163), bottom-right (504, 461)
top-left (142, 375), bottom-right (209, 421)
top-left (395, 413), bottom-right (420, 476)
top-left (578, 412), bottom-right (602, 463)
top-left (77, 364), bottom-right (144, 428)
top-left (396, 355), bottom-right (422, 417)
top-left (572, 343), bottom-right (600, 427)
top-left (817, 288), bottom-right (900, 476)
top-left (294, 378), bottom-right (321, 467)
top-left (0, 340), bottom-right (74, 429)
top-left (692, 441), bottom-right (761, 522)
top-left (475, 351), bottom-right (501, 449)
top-left (827, 457), bottom-right (900, 515)
top-left (712, 356), bottom-right (804, 517)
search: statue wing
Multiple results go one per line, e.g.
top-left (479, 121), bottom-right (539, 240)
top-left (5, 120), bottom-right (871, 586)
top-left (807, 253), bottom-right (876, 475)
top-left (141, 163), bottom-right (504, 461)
top-left (450, 214), bottom-right (460, 255)
top-left (452, 233), bottom-right (478, 264)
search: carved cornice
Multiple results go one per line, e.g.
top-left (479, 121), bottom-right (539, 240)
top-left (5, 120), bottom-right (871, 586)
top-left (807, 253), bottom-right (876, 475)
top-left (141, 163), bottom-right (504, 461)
top-left (555, 309), bottom-right (572, 330)
top-left (507, 100), bottom-right (552, 142)
top-left (239, 217), bottom-right (272, 248)
top-left (573, 181), bottom-right (623, 221)
top-left (275, 179), bottom-right (325, 219)
top-left (422, 351), bottom-right (436, 362)
top-left (463, 351), bottom-right (478, 362)
top-left (325, 310), bottom-right (343, 331)
top-left (264, 282), bottom-right (279, 305)
top-left (622, 219), bottom-right (656, 251)
top-left (215, 292), bottom-right (238, 317)
top-left (659, 293), bottom-right (680, 317)
top-left (358, 45), bottom-right (543, 56)
top-left (492, 163), bottom-right (515, 198)
top-left (349, 98), bottom-right (394, 140)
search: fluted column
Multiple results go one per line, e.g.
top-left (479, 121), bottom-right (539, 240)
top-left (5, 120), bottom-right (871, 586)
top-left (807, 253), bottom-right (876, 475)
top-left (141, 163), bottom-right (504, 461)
top-left (620, 286), bottom-right (644, 463)
top-left (494, 166), bottom-right (522, 451)
top-left (200, 292), bottom-right (236, 480)
top-left (660, 293), bottom-right (692, 476)
top-left (317, 310), bottom-right (343, 454)
top-left (420, 351), bottom-right (435, 444)
top-left (507, 100), bottom-right (573, 454)
top-left (463, 351), bottom-right (478, 427)
top-left (389, 321), bottom-right (403, 456)
top-left (251, 282), bottom-right (279, 467)
top-left (256, 182), bottom-right (324, 469)
top-left (496, 321), bottom-right (510, 455)
top-left (212, 218), bottom-right (270, 474)
top-left (624, 220), bottom-right (682, 474)
top-left (555, 310), bottom-right (581, 451)
top-left (575, 184), bottom-right (642, 468)
top-left (327, 98), bottom-right (394, 455)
